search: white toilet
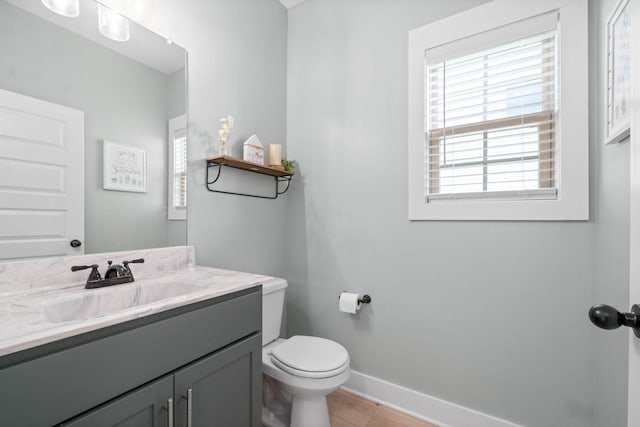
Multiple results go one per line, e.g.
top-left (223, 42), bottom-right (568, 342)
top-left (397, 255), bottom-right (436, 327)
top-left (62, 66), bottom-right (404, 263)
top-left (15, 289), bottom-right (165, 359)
top-left (262, 278), bottom-right (350, 427)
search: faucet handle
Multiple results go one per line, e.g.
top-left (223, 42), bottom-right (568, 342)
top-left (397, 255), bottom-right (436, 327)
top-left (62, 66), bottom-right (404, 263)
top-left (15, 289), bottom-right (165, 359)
top-left (71, 264), bottom-right (102, 282)
top-left (123, 258), bottom-right (144, 265)
top-left (121, 258), bottom-right (143, 280)
top-left (71, 264), bottom-right (99, 272)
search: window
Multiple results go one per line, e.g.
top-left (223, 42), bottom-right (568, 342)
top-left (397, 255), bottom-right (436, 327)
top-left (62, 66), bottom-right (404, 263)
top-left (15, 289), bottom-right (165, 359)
top-left (168, 115), bottom-right (187, 220)
top-left (427, 30), bottom-right (556, 198)
top-left (408, 0), bottom-right (588, 220)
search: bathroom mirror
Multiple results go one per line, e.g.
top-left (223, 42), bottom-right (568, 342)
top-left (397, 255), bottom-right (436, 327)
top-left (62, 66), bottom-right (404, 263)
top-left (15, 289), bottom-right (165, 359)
top-left (0, 0), bottom-right (187, 259)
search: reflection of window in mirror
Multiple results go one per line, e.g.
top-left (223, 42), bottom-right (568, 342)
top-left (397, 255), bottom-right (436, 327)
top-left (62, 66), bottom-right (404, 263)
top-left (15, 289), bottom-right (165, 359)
top-left (168, 115), bottom-right (187, 220)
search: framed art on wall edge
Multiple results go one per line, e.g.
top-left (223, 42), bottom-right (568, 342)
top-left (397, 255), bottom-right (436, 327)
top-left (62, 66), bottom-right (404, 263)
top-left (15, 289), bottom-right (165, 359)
top-left (103, 140), bottom-right (147, 193)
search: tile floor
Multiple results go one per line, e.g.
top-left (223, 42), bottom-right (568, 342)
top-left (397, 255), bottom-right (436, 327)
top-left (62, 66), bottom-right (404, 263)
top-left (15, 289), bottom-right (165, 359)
top-left (327, 389), bottom-right (438, 427)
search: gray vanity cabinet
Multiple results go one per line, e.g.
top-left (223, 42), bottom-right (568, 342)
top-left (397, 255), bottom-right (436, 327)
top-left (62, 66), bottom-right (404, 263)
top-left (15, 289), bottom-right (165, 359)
top-left (0, 287), bottom-right (262, 427)
top-left (60, 376), bottom-right (173, 427)
top-left (61, 334), bottom-right (262, 427)
top-left (174, 334), bottom-right (262, 427)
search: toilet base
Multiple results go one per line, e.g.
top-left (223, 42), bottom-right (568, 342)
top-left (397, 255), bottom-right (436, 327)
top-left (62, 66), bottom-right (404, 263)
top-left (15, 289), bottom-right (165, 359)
top-left (263, 393), bottom-right (331, 427)
top-left (290, 394), bottom-right (330, 427)
top-left (262, 407), bottom-right (289, 427)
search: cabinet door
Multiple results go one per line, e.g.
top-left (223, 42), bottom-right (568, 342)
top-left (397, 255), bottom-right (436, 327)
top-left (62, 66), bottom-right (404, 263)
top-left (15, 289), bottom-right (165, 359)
top-left (59, 376), bottom-right (173, 427)
top-left (174, 334), bottom-right (262, 427)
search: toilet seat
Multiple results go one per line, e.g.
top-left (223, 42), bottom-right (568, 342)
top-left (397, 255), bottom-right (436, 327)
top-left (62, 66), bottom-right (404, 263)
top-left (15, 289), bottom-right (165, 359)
top-left (269, 335), bottom-right (350, 379)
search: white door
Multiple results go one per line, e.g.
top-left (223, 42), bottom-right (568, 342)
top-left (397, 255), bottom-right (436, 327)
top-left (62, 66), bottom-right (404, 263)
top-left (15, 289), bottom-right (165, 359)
top-left (0, 88), bottom-right (84, 260)
top-left (630, 1), bottom-right (640, 425)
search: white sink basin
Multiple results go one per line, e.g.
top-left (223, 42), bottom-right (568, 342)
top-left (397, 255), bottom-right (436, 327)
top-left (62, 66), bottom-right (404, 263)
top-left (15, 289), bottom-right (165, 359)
top-left (41, 280), bottom-right (205, 323)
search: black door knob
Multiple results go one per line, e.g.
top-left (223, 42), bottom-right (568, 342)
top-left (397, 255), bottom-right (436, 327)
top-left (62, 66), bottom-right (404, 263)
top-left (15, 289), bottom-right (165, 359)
top-left (589, 304), bottom-right (640, 338)
top-left (70, 239), bottom-right (82, 248)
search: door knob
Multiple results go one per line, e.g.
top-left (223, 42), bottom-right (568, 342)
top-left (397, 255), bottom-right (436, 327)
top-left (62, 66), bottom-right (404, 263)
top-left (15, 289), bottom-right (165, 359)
top-left (70, 239), bottom-right (82, 248)
top-left (588, 304), bottom-right (640, 338)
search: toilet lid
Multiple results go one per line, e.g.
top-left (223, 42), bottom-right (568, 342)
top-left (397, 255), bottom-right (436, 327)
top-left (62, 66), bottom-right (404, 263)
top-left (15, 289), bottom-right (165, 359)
top-left (270, 335), bottom-right (350, 379)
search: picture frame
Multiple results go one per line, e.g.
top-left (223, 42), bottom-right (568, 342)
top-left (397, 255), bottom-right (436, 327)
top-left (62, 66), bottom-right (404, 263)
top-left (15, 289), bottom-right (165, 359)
top-left (605, 0), bottom-right (631, 144)
top-left (103, 140), bottom-right (147, 192)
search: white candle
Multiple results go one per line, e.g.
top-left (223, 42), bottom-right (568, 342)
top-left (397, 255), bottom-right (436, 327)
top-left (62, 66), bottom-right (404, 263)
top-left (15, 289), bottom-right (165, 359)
top-left (269, 144), bottom-right (282, 166)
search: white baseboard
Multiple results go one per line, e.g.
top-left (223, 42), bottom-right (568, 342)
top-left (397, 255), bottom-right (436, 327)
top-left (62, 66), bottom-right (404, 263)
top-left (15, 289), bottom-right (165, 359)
top-left (342, 370), bottom-right (523, 427)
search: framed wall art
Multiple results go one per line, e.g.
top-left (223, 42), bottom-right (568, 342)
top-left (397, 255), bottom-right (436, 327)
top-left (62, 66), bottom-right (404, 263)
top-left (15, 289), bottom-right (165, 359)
top-left (103, 140), bottom-right (147, 192)
top-left (605, 0), bottom-right (631, 144)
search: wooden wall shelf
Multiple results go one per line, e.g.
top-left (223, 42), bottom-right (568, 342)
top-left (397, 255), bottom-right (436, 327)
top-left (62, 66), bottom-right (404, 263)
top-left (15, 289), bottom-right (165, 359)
top-left (205, 155), bottom-right (293, 199)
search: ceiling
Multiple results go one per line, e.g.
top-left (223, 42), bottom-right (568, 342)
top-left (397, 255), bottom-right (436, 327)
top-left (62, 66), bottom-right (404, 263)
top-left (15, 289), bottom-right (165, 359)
top-left (7, 0), bottom-right (184, 75)
top-left (279, 0), bottom-right (305, 9)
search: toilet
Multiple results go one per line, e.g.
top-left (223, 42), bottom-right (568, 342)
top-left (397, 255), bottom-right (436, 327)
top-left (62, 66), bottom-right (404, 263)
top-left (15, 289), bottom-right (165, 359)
top-left (262, 278), bottom-right (350, 427)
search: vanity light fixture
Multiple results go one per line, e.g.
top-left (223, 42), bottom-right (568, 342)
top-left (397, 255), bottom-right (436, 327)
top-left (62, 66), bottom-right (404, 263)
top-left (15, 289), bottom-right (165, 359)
top-left (128, 0), bottom-right (147, 20)
top-left (41, 0), bottom-right (80, 17)
top-left (97, 4), bottom-right (130, 42)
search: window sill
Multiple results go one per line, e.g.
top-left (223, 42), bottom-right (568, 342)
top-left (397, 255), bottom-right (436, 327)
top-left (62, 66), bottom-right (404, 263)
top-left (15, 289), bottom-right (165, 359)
top-left (426, 188), bottom-right (557, 203)
top-left (409, 192), bottom-right (588, 221)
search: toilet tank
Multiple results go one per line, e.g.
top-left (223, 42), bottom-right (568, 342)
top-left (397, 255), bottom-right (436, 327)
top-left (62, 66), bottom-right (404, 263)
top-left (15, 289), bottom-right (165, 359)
top-left (262, 278), bottom-right (288, 346)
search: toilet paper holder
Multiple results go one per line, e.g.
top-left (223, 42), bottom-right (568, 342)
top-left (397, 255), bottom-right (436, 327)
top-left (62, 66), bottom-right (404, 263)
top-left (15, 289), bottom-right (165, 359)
top-left (358, 295), bottom-right (372, 304)
top-left (338, 293), bottom-right (372, 304)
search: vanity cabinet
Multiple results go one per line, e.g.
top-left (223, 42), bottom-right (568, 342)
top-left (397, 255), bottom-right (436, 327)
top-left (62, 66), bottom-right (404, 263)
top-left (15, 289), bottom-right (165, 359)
top-left (61, 334), bottom-right (261, 427)
top-left (0, 287), bottom-right (262, 427)
top-left (174, 334), bottom-right (261, 427)
top-left (60, 376), bottom-right (173, 427)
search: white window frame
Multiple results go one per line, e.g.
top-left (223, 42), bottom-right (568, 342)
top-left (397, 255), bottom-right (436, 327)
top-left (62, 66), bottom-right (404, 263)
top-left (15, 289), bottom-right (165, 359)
top-left (168, 114), bottom-right (187, 221)
top-left (408, 0), bottom-right (589, 221)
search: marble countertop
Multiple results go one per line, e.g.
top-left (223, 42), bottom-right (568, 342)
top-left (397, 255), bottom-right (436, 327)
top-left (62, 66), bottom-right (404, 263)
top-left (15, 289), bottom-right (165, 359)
top-left (0, 261), bottom-right (271, 358)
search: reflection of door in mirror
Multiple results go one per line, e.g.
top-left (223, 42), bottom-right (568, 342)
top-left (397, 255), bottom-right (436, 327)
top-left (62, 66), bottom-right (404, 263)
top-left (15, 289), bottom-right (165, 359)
top-left (0, 88), bottom-right (84, 260)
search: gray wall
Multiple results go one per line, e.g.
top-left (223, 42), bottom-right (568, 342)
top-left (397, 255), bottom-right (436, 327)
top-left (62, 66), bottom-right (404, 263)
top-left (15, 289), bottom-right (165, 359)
top-left (120, 0), bottom-right (288, 276)
top-left (0, 1), bottom-right (181, 254)
top-left (167, 68), bottom-right (188, 247)
top-left (285, 1), bottom-right (629, 426)
top-left (94, 0), bottom-right (630, 425)
top-left (167, 69), bottom-right (186, 120)
top-left (592, 1), bottom-right (630, 426)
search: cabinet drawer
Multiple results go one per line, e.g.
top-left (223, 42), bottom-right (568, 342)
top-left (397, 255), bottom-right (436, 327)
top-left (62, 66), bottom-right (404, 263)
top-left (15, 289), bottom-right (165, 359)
top-left (0, 288), bottom-right (261, 427)
top-left (60, 334), bottom-right (262, 427)
top-left (59, 376), bottom-right (173, 427)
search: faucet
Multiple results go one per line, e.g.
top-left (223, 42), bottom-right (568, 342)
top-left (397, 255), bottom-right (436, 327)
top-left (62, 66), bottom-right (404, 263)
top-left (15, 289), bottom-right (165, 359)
top-left (71, 258), bottom-right (145, 289)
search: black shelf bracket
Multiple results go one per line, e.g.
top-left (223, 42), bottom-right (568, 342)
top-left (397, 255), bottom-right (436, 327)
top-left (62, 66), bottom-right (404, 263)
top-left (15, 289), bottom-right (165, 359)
top-left (205, 159), bottom-right (292, 200)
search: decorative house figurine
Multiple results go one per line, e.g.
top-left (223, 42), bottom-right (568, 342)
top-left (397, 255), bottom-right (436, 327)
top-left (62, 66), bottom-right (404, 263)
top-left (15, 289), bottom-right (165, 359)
top-left (243, 134), bottom-right (265, 165)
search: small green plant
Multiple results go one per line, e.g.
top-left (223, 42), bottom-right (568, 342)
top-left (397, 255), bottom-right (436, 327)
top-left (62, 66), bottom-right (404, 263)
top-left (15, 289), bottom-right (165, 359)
top-left (281, 158), bottom-right (295, 173)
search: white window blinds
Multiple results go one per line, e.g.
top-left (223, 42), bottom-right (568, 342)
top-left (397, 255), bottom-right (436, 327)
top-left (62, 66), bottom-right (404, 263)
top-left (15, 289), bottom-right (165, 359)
top-left (173, 129), bottom-right (187, 209)
top-left (425, 28), bottom-right (558, 201)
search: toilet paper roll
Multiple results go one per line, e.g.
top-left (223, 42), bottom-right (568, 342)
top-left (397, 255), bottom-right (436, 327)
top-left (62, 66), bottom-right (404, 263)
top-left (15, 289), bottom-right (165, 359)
top-left (339, 292), bottom-right (361, 314)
